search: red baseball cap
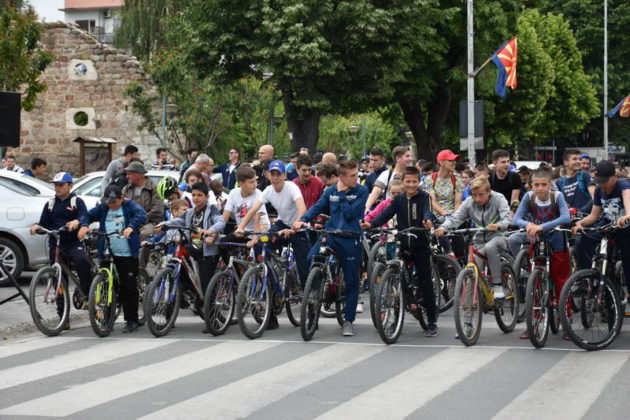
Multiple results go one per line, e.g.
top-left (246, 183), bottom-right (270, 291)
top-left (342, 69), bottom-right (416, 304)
top-left (436, 149), bottom-right (460, 162)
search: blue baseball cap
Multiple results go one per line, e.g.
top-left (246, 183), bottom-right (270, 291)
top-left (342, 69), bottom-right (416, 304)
top-left (579, 153), bottom-right (590, 159)
top-left (52, 172), bottom-right (73, 183)
top-left (268, 160), bottom-right (286, 174)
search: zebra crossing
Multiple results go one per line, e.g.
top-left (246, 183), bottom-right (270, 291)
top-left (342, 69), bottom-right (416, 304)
top-left (1, 314), bottom-right (630, 419)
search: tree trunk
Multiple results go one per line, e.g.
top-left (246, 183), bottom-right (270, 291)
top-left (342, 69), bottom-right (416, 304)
top-left (399, 86), bottom-right (452, 161)
top-left (282, 91), bottom-right (320, 152)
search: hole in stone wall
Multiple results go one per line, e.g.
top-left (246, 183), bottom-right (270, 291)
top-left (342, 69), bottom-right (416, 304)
top-left (73, 111), bottom-right (89, 127)
top-left (74, 63), bottom-right (88, 76)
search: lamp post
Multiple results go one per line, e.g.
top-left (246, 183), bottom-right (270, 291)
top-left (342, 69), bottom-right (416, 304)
top-left (466, 0), bottom-right (476, 167)
top-left (603, 0), bottom-right (609, 160)
top-left (348, 120), bottom-right (366, 158)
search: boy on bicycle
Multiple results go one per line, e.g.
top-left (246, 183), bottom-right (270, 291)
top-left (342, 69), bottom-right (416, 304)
top-left (573, 160), bottom-right (630, 295)
top-left (78, 185), bottom-right (147, 333)
top-left (30, 172), bottom-right (92, 322)
top-left (434, 176), bottom-right (511, 300)
top-left (511, 168), bottom-right (571, 339)
top-left (362, 166), bottom-right (437, 337)
top-left (294, 160), bottom-right (368, 337)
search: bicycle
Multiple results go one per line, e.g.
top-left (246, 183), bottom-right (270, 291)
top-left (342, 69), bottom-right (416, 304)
top-left (144, 224), bottom-right (209, 337)
top-left (300, 227), bottom-right (359, 341)
top-left (522, 227), bottom-right (573, 348)
top-left (88, 230), bottom-right (147, 337)
top-left (451, 227), bottom-right (519, 346)
top-left (558, 223), bottom-right (625, 351)
top-left (373, 227), bottom-right (442, 344)
top-left (430, 232), bottom-right (463, 313)
top-left (28, 227), bottom-right (95, 336)
top-left (202, 241), bottom-right (255, 336)
top-left (236, 231), bottom-right (302, 339)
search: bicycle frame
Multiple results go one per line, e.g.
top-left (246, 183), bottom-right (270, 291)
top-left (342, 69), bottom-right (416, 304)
top-left (463, 244), bottom-right (494, 308)
top-left (248, 234), bottom-right (294, 302)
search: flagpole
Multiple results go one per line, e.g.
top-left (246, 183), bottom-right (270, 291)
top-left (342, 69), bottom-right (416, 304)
top-left (603, 0), bottom-right (609, 160)
top-left (467, 0), bottom-right (476, 167)
top-left (473, 54), bottom-right (494, 77)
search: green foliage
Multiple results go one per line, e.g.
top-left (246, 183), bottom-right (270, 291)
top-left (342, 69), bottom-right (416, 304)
top-left (0, 1), bottom-right (52, 111)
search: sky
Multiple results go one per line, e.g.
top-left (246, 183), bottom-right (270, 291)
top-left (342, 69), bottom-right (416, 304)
top-left (28, 0), bottom-right (65, 22)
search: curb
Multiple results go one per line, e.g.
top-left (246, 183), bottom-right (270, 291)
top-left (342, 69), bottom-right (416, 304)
top-left (1, 311), bottom-right (90, 341)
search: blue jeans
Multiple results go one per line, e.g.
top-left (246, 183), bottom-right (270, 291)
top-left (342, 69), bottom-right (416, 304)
top-left (268, 221), bottom-right (311, 288)
top-left (308, 236), bottom-right (363, 323)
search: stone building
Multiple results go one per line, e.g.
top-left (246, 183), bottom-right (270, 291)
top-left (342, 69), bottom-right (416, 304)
top-left (8, 21), bottom-right (160, 175)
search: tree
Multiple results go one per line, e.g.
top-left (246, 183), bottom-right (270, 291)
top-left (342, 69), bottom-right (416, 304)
top-left (179, 0), bottom-right (429, 151)
top-left (0, 0), bottom-right (53, 111)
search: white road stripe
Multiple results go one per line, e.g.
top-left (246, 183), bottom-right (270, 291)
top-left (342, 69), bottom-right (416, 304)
top-left (0, 336), bottom-right (83, 359)
top-left (0, 340), bottom-right (279, 417)
top-left (316, 347), bottom-right (507, 419)
top-left (0, 338), bottom-right (174, 390)
top-left (140, 344), bottom-right (386, 420)
top-left (493, 351), bottom-right (629, 420)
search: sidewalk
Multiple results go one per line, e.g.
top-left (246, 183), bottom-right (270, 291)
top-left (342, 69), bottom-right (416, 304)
top-left (0, 273), bottom-right (88, 340)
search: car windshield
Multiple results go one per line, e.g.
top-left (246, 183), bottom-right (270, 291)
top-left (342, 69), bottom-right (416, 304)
top-left (25, 176), bottom-right (54, 191)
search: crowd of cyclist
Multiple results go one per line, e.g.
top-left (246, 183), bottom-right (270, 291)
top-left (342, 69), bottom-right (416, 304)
top-left (25, 142), bottom-right (630, 342)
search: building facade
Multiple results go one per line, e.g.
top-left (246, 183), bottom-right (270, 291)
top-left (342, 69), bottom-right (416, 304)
top-left (61, 0), bottom-right (123, 44)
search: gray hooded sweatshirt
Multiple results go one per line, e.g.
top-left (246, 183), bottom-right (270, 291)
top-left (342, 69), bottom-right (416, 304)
top-left (441, 191), bottom-right (511, 244)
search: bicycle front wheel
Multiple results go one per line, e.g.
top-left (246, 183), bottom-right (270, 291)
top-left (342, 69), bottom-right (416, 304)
top-left (137, 268), bottom-right (150, 326)
top-left (374, 268), bottom-right (405, 344)
top-left (203, 269), bottom-right (236, 336)
top-left (369, 262), bottom-right (387, 329)
top-left (494, 261), bottom-right (518, 333)
top-left (236, 265), bottom-right (271, 339)
top-left (453, 267), bottom-right (482, 346)
top-left (513, 248), bottom-right (529, 323)
top-left (434, 254), bottom-right (460, 313)
top-left (559, 269), bottom-right (622, 351)
top-left (525, 268), bottom-right (550, 348)
top-left (284, 267), bottom-right (302, 327)
top-left (88, 273), bottom-right (117, 337)
top-left (29, 266), bottom-right (69, 337)
top-left (145, 268), bottom-right (180, 337)
top-left (300, 266), bottom-right (325, 341)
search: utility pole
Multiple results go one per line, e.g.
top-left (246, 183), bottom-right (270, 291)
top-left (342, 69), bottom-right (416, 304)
top-left (466, 0), bottom-right (476, 166)
top-left (603, 0), bottom-right (609, 160)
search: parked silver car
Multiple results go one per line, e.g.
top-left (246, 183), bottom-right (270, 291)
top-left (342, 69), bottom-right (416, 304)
top-left (0, 171), bottom-right (55, 286)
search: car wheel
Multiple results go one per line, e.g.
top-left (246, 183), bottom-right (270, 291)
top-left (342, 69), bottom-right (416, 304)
top-left (0, 237), bottom-right (25, 287)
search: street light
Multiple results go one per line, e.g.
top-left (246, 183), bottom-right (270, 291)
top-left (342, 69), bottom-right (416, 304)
top-left (348, 120), bottom-right (366, 158)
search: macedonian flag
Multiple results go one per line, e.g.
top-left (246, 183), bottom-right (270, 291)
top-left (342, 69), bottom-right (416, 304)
top-left (492, 37), bottom-right (518, 98)
top-left (607, 95), bottom-right (630, 118)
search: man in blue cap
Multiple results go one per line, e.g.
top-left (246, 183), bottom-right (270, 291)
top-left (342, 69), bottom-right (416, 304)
top-left (30, 173), bottom-right (92, 326)
top-left (236, 160), bottom-right (310, 329)
top-left (580, 153), bottom-right (591, 172)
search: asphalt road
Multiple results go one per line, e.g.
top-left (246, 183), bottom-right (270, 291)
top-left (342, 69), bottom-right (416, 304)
top-left (1, 298), bottom-right (630, 419)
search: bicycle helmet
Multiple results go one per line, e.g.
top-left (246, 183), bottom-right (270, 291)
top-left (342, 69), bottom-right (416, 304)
top-left (157, 176), bottom-right (178, 200)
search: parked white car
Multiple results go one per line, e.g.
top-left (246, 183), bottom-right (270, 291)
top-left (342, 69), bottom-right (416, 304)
top-left (0, 171), bottom-right (55, 285)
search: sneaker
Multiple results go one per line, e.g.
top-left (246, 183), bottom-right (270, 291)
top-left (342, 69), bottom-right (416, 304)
top-left (493, 284), bottom-right (505, 300)
top-left (122, 321), bottom-right (139, 333)
top-left (425, 323), bottom-right (438, 337)
top-left (562, 330), bottom-right (571, 341)
top-left (266, 317), bottom-right (279, 330)
top-left (356, 302), bottom-right (365, 313)
top-left (342, 321), bottom-right (354, 336)
top-left (81, 302), bottom-right (89, 310)
top-left (454, 323), bottom-right (472, 339)
top-left (519, 329), bottom-right (530, 339)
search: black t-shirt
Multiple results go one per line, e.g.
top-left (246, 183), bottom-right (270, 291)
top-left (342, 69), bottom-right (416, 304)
top-left (490, 171), bottom-right (522, 203)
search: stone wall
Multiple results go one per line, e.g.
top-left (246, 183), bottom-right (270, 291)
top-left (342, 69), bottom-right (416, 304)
top-left (7, 22), bottom-right (161, 175)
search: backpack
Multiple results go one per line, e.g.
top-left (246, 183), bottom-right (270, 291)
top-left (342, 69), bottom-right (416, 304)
top-left (528, 191), bottom-right (559, 223)
top-left (48, 196), bottom-right (78, 212)
top-left (556, 171), bottom-right (590, 201)
top-left (431, 172), bottom-right (457, 190)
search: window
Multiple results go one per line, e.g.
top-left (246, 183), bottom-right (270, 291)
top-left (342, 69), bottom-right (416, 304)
top-left (73, 177), bottom-right (102, 198)
top-left (0, 177), bottom-right (39, 197)
top-left (75, 20), bottom-right (96, 33)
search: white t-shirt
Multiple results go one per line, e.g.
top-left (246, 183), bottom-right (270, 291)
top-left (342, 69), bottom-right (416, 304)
top-left (225, 188), bottom-right (267, 231)
top-left (260, 181), bottom-right (303, 225)
top-left (374, 169), bottom-right (403, 199)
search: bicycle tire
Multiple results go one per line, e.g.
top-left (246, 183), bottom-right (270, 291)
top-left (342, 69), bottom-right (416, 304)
top-left (374, 268), bottom-right (405, 344)
top-left (494, 261), bottom-right (518, 333)
top-left (525, 268), bottom-right (549, 348)
top-left (203, 270), bottom-right (236, 336)
top-left (88, 273), bottom-right (117, 337)
top-left (367, 241), bottom-right (384, 282)
top-left (137, 268), bottom-right (150, 326)
top-left (369, 262), bottom-right (387, 329)
top-left (549, 303), bottom-right (560, 335)
top-left (434, 254), bottom-right (461, 313)
top-left (431, 262), bottom-right (442, 313)
top-left (145, 268), bottom-right (180, 337)
top-left (559, 269), bottom-right (622, 351)
top-left (300, 265), bottom-right (325, 341)
top-left (236, 265), bottom-right (271, 339)
top-left (513, 248), bottom-right (529, 323)
top-left (453, 267), bottom-right (482, 346)
top-left (29, 266), bottom-right (70, 337)
top-left (284, 268), bottom-right (302, 327)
